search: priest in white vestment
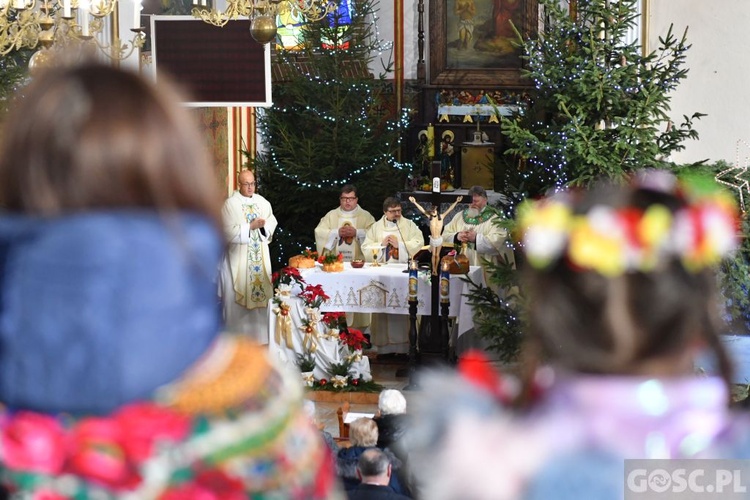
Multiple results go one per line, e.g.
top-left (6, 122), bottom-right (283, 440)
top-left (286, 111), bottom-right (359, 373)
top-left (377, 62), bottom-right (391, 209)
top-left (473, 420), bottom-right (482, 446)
top-left (315, 184), bottom-right (376, 331)
top-left (442, 185), bottom-right (514, 355)
top-left (363, 197), bottom-right (424, 264)
top-left (220, 169), bottom-right (278, 343)
top-left (314, 184), bottom-right (375, 261)
top-left (363, 197), bottom-right (425, 353)
top-left (442, 185), bottom-right (514, 278)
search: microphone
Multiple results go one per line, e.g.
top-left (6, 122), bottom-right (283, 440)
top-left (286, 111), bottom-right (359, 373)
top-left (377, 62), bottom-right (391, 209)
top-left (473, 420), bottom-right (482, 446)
top-left (394, 217), bottom-right (414, 263)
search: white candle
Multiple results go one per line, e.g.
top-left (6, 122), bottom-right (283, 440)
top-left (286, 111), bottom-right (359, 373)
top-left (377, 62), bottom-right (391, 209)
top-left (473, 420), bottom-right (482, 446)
top-left (133, 0), bottom-right (141, 28)
top-left (63, 0), bottom-right (71, 17)
top-left (79, 0), bottom-right (90, 36)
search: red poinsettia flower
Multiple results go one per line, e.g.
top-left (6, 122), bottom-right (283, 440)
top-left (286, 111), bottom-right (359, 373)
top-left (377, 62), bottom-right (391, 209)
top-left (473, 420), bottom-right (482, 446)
top-left (339, 328), bottom-right (367, 351)
top-left (300, 284), bottom-right (330, 308)
top-left (114, 402), bottom-right (191, 464)
top-left (321, 311), bottom-right (346, 328)
top-left (1, 411), bottom-right (67, 474)
top-left (272, 266), bottom-right (306, 289)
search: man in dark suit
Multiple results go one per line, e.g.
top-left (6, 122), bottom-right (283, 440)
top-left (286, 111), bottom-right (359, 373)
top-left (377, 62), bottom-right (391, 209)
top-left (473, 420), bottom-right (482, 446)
top-left (347, 448), bottom-right (412, 500)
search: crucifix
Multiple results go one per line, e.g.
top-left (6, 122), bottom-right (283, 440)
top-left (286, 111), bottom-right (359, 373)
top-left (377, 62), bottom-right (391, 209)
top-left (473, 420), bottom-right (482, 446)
top-left (403, 161), bottom-right (464, 368)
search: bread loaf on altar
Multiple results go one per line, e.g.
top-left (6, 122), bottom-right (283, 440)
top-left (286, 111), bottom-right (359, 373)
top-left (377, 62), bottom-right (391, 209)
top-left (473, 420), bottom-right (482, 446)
top-left (322, 261), bottom-right (344, 273)
top-left (289, 254), bottom-right (315, 269)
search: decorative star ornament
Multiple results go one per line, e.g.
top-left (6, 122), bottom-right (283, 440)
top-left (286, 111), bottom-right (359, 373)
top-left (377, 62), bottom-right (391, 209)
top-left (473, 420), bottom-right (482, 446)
top-left (716, 140), bottom-right (750, 213)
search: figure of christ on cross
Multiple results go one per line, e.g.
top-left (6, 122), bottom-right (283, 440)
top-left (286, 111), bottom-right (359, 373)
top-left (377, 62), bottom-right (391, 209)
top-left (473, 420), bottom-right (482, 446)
top-left (408, 195), bottom-right (463, 275)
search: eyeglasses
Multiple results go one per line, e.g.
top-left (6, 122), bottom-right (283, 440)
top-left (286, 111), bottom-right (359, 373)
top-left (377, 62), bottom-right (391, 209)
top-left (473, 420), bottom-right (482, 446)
top-left (386, 208), bottom-right (402, 214)
top-left (340, 196), bottom-right (357, 201)
top-left (240, 182), bottom-right (256, 187)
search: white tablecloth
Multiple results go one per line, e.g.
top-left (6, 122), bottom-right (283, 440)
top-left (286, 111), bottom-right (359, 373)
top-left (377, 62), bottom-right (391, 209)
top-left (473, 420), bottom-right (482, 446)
top-left (267, 293), bottom-right (372, 382)
top-left (299, 262), bottom-right (484, 338)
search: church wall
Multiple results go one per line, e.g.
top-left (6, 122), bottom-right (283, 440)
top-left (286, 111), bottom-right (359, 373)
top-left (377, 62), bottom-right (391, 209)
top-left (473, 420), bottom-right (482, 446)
top-left (648, 1), bottom-right (750, 165)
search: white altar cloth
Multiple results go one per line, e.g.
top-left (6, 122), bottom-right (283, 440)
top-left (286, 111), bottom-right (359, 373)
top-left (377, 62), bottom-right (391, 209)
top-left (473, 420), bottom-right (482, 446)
top-left (299, 262), bottom-right (484, 338)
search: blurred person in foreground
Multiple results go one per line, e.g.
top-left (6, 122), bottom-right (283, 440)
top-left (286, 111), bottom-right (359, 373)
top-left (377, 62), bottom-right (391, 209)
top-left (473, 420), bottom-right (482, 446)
top-left (0, 62), bottom-right (342, 499)
top-left (407, 170), bottom-right (750, 499)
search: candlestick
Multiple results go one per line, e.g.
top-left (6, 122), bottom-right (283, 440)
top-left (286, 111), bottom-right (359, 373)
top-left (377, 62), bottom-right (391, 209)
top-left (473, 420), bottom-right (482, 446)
top-left (408, 260), bottom-right (418, 301)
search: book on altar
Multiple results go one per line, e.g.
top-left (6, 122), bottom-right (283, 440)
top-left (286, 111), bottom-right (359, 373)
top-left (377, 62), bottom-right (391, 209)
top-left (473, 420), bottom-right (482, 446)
top-left (344, 412), bottom-right (375, 423)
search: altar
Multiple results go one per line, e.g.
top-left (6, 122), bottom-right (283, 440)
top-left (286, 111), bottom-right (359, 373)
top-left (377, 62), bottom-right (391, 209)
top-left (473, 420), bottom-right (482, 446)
top-left (300, 262), bottom-right (483, 338)
top-left (267, 262), bottom-right (485, 380)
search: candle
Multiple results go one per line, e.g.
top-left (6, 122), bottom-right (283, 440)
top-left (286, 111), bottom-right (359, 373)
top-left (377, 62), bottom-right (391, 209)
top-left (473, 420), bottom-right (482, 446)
top-left (426, 123), bottom-right (435, 158)
top-left (408, 260), bottom-right (418, 301)
top-left (63, 0), bottom-right (71, 17)
top-left (79, 0), bottom-right (90, 36)
top-left (440, 261), bottom-right (450, 303)
top-left (133, 0), bottom-right (141, 28)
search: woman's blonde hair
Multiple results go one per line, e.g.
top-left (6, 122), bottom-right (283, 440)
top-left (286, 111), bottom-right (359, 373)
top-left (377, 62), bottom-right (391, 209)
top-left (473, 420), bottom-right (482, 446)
top-left (349, 417), bottom-right (378, 447)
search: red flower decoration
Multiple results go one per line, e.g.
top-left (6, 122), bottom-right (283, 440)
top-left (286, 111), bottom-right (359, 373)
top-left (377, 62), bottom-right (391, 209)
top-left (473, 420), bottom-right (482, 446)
top-left (271, 266), bottom-right (306, 289)
top-left (300, 284), bottom-right (330, 309)
top-left (319, 379), bottom-right (327, 386)
top-left (67, 417), bottom-right (140, 490)
top-left (321, 311), bottom-right (346, 328)
top-left (114, 402), bottom-right (190, 464)
top-left (1, 411), bottom-right (66, 474)
top-left (317, 252), bottom-right (343, 265)
top-left (339, 328), bottom-right (367, 351)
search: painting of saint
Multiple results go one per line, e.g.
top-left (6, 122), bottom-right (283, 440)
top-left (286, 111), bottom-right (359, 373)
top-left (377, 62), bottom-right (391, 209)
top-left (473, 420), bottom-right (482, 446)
top-left (446, 0), bottom-right (523, 69)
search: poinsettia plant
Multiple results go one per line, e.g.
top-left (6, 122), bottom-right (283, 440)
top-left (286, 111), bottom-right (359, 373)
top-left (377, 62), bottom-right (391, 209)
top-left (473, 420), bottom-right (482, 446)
top-left (317, 252), bottom-right (344, 265)
top-left (339, 328), bottom-right (368, 351)
top-left (271, 266), bottom-right (306, 290)
top-left (299, 284), bottom-right (330, 309)
top-left (321, 311), bottom-right (346, 329)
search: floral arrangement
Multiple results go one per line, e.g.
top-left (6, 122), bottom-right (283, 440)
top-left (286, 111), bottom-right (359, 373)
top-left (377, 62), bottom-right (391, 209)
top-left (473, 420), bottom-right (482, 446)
top-left (322, 311), bottom-right (346, 329)
top-left (299, 284), bottom-right (330, 309)
top-left (271, 266), bottom-right (306, 289)
top-left (317, 251), bottom-right (344, 265)
top-left (339, 328), bottom-right (369, 351)
top-left (301, 247), bottom-right (318, 260)
top-left (517, 172), bottom-right (740, 277)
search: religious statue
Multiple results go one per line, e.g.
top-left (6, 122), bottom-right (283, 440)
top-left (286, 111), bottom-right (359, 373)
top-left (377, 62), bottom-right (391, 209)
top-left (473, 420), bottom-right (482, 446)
top-left (408, 196), bottom-right (463, 275)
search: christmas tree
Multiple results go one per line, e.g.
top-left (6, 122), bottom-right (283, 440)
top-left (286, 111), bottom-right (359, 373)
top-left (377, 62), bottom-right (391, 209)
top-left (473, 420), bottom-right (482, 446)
top-left (249, 0), bottom-right (411, 266)
top-left (501, 0), bottom-right (702, 199)
top-left (472, 0), bottom-right (704, 360)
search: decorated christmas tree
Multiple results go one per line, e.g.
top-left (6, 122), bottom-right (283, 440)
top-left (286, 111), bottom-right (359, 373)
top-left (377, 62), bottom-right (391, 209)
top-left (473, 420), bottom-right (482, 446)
top-left (471, 0), bottom-right (704, 360)
top-left (500, 0), bottom-right (701, 199)
top-left (249, 0), bottom-right (411, 265)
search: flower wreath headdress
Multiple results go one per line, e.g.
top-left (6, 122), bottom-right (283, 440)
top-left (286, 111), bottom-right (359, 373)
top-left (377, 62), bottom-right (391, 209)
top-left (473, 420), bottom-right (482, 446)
top-left (517, 170), bottom-right (741, 277)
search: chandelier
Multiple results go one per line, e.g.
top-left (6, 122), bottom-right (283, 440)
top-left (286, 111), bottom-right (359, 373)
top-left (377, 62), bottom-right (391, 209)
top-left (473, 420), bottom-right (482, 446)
top-left (0, 0), bottom-right (145, 68)
top-left (192, 0), bottom-right (338, 45)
